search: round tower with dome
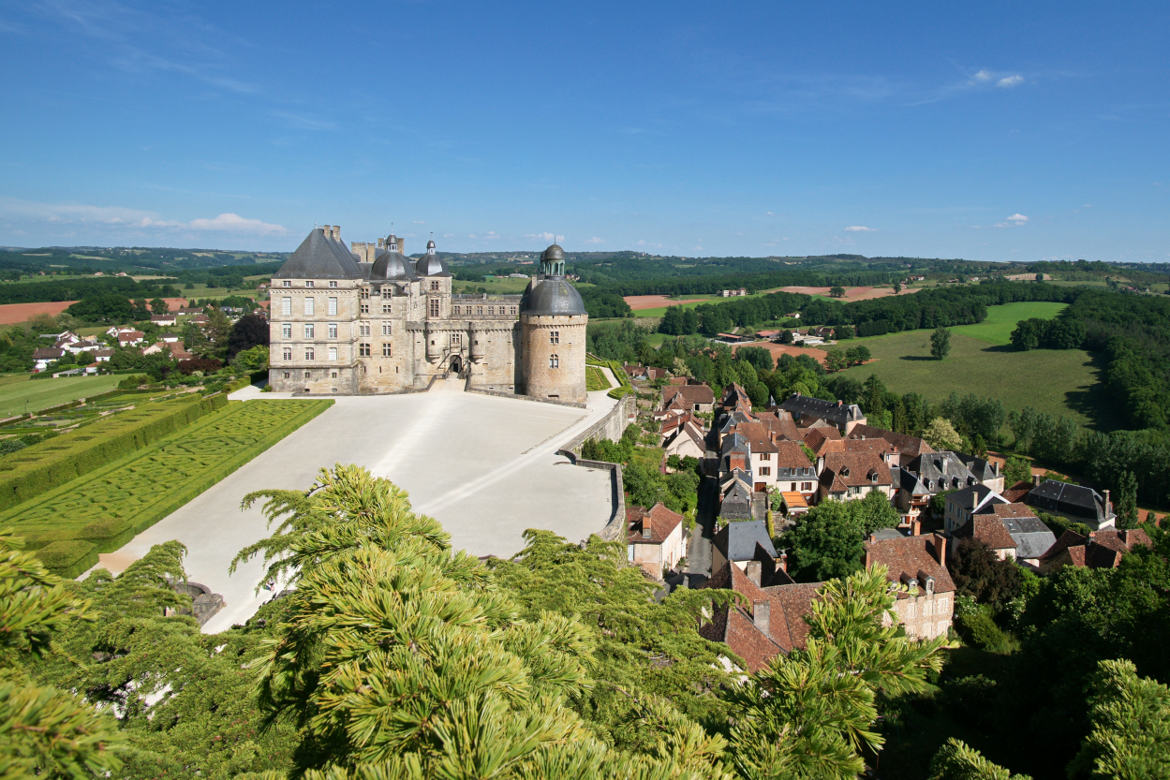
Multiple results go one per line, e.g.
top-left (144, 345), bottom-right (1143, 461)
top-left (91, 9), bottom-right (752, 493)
top-left (519, 243), bottom-right (588, 402)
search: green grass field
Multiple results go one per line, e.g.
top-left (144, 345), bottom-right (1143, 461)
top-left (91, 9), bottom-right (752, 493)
top-left (0, 374), bottom-right (123, 418)
top-left (453, 277), bottom-right (532, 294)
top-left (951, 301), bottom-right (1067, 344)
top-left (838, 330), bottom-right (1104, 429)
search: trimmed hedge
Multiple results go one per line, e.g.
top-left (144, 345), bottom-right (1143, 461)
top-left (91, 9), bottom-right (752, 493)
top-left (0, 394), bottom-right (227, 507)
top-left (2, 399), bottom-right (333, 576)
top-left (36, 540), bottom-right (98, 580)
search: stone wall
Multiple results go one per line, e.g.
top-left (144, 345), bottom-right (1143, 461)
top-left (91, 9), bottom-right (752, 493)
top-left (558, 392), bottom-right (636, 455)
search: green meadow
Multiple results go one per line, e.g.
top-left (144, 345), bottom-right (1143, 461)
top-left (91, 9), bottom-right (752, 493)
top-left (0, 373), bottom-right (123, 418)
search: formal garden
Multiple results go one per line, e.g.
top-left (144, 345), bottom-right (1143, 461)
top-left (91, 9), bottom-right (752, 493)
top-left (0, 398), bottom-right (331, 576)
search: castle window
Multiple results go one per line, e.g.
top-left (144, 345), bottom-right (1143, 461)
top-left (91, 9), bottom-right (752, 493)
top-left (382, 323), bottom-right (392, 336)
top-left (305, 371), bottom-right (311, 379)
top-left (282, 348), bottom-right (292, 360)
top-left (382, 343), bottom-right (393, 357)
top-left (477, 306), bottom-right (483, 315)
top-left (360, 289), bottom-right (369, 300)
top-left (327, 297), bottom-right (338, 316)
top-left (282, 280), bottom-right (291, 287)
top-left (305, 280), bottom-right (314, 288)
top-left (450, 333), bottom-right (461, 347)
top-left (305, 348), bottom-right (314, 360)
top-left (328, 323), bottom-right (338, 339)
top-left (431, 280), bottom-right (439, 291)
top-left (303, 324), bottom-right (314, 339)
top-left (360, 303), bottom-right (369, 314)
top-left (304, 297), bottom-right (315, 316)
top-left (511, 307), bottom-right (517, 314)
top-left (550, 330), bottom-right (559, 344)
top-left (359, 343), bottom-right (371, 357)
top-left (550, 354), bottom-right (559, 368)
top-left (430, 298), bottom-right (440, 317)
top-left (329, 280), bottom-right (338, 288)
top-left (281, 297), bottom-right (291, 316)
top-left (281, 323), bottom-right (292, 339)
top-left (382, 303), bottom-right (392, 314)
top-left (283, 371), bottom-right (290, 379)
top-left (453, 306), bottom-right (460, 315)
top-left (489, 306), bottom-right (496, 315)
top-left (331, 371), bottom-right (338, 378)
top-left (328, 347), bottom-right (337, 361)
top-left (359, 324), bottom-right (371, 337)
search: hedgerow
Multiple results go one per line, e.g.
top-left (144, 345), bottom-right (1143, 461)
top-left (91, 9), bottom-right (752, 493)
top-left (1, 399), bottom-right (332, 575)
top-left (0, 394), bottom-right (227, 506)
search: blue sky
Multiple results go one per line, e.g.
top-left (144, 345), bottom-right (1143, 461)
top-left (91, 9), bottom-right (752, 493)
top-left (0, 1), bottom-right (1167, 261)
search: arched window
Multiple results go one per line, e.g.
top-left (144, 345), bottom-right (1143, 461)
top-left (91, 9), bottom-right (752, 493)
top-left (549, 354), bottom-right (559, 368)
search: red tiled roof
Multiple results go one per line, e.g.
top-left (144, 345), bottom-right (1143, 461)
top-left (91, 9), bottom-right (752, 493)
top-left (955, 516), bottom-right (1016, 550)
top-left (774, 440), bottom-right (814, 470)
top-left (627, 502), bottom-right (683, 545)
top-left (1040, 527), bottom-right (1151, 570)
top-left (847, 424), bottom-right (933, 458)
top-left (865, 534), bottom-right (956, 594)
top-left (663, 384), bottom-right (715, 408)
top-left (820, 439), bottom-right (893, 492)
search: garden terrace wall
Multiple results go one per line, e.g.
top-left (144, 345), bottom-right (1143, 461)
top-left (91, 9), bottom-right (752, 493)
top-left (0, 394), bottom-right (227, 506)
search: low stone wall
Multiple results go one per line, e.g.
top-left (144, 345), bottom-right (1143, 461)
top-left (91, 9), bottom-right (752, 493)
top-left (557, 456), bottom-right (625, 542)
top-left (559, 392), bottom-right (636, 455)
top-left (465, 384), bottom-right (588, 409)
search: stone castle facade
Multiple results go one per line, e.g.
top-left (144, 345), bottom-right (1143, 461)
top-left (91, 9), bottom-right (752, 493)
top-left (268, 225), bottom-right (588, 402)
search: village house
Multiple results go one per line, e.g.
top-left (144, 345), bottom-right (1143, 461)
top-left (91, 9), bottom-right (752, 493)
top-left (847, 424), bottom-right (933, 467)
top-left (662, 416), bottom-right (706, 461)
top-left (660, 383), bottom-right (715, 415)
top-left (1038, 527), bottom-right (1151, 572)
top-left (626, 502), bottom-right (687, 579)
top-left (864, 533), bottom-right (955, 640)
top-left (151, 312), bottom-right (177, 327)
top-left (944, 484), bottom-right (1007, 534)
top-left (32, 347), bottom-right (65, 372)
top-left (779, 393), bottom-right (866, 434)
top-left (816, 438), bottom-right (896, 502)
top-left (952, 503), bottom-right (1056, 569)
top-left (1023, 479), bottom-right (1116, 530)
top-left (699, 562), bottom-right (822, 672)
top-left (712, 519), bottom-right (777, 575)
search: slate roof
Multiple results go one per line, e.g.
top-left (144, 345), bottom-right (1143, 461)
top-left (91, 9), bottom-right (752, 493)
top-left (779, 393), bottom-right (865, 427)
top-left (714, 520), bottom-right (777, 562)
top-left (946, 484), bottom-right (1002, 512)
top-left (847, 424), bottom-right (933, 459)
top-left (719, 482), bottom-right (754, 520)
top-left (275, 227), bottom-right (364, 279)
top-left (520, 277), bottom-right (586, 315)
top-left (958, 453), bottom-right (1000, 482)
top-left (1024, 479), bottom-right (1114, 525)
top-left (907, 451), bottom-right (980, 493)
top-left (32, 347), bottom-right (64, 360)
top-left (865, 534), bottom-right (956, 595)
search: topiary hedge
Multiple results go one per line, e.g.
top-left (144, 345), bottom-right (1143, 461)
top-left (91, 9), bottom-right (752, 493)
top-left (36, 539), bottom-right (97, 580)
top-left (0, 394), bottom-right (227, 506)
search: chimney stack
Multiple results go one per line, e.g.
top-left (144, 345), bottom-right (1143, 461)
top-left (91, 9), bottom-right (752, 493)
top-left (752, 599), bottom-right (771, 637)
top-left (1033, 473), bottom-right (1042, 487)
top-left (777, 550), bottom-right (788, 573)
top-left (641, 519), bottom-right (652, 540)
top-left (331, 225), bottom-right (340, 241)
top-left (932, 531), bottom-right (947, 565)
top-left (377, 237), bottom-right (385, 248)
top-left (745, 559), bottom-right (762, 586)
top-left (1104, 489), bottom-right (1112, 516)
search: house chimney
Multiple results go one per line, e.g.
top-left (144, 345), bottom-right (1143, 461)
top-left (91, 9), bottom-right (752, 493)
top-left (815, 455), bottom-right (825, 474)
top-left (752, 600), bottom-right (771, 637)
top-left (377, 237), bottom-right (385, 248)
top-left (910, 517), bottom-right (921, 536)
top-left (1103, 489), bottom-right (1111, 516)
top-left (1033, 473), bottom-right (1042, 487)
top-left (777, 551), bottom-right (788, 573)
top-left (745, 559), bottom-right (762, 586)
top-left (331, 225), bottom-right (341, 241)
top-left (932, 532), bottom-right (947, 565)
top-left (641, 520), bottom-right (652, 540)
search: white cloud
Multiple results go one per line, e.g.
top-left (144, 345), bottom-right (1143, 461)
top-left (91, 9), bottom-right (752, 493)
top-left (585, 236), bottom-right (604, 244)
top-left (524, 231), bottom-right (556, 242)
top-left (187, 212), bottom-right (285, 234)
top-left (996, 74), bottom-right (1024, 88)
top-left (995, 213), bottom-right (1030, 228)
top-left (972, 69), bottom-right (993, 82)
top-left (0, 199), bottom-right (284, 234)
top-left (844, 225), bottom-right (875, 232)
top-left (411, 219), bottom-right (425, 225)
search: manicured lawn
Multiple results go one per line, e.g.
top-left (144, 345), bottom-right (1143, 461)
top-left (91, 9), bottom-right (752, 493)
top-left (951, 301), bottom-right (1066, 344)
top-left (1, 399), bottom-right (332, 575)
top-left (0, 374), bottom-right (123, 418)
top-left (633, 300), bottom-right (711, 318)
top-left (837, 330), bottom-right (1103, 429)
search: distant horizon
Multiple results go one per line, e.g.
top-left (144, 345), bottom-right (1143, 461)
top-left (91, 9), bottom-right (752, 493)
top-left (2, 3), bottom-right (1166, 262)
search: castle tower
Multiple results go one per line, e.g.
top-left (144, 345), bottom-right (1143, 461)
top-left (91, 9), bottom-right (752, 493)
top-left (519, 243), bottom-right (588, 402)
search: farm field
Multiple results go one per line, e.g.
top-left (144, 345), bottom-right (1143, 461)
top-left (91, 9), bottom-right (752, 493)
top-left (454, 277), bottom-right (531, 294)
top-left (0, 398), bottom-right (332, 576)
top-left (0, 373), bottom-right (123, 417)
top-left (951, 301), bottom-right (1067, 344)
top-left (836, 330), bottom-right (1103, 429)
top-left (0, 300), bottom-right (77, 324)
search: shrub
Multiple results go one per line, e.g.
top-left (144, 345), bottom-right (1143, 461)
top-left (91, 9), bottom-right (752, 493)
top-left (36, 539), bottom-right (97, 579)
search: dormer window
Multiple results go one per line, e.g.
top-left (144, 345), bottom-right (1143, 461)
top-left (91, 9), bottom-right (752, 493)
top-left (840, 466), bottom-right (850, 477)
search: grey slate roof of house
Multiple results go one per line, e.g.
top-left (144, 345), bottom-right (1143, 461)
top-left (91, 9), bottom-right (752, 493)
top-left (1002, 516), bottom-right (1058, 559)
top-left (274, 228), bottom-right (364, 279)
top-left (715, 519), bottom-right (778, 562)
top-left (1024, 479), bottom-right (1114, 524)
top-left (947, 484), bottom-right (1000, 511)
top-left (958, 453), bottom-right (1000, 482)
top-left (908, 451), bottom-right (980, 493)
top-left (896, 466), bottom-right (931, 496)
top-left (779, 393), bottom-right (864, 428)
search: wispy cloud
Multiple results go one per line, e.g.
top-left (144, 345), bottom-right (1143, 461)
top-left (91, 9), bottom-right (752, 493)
top-left (995, 213), bottom-right (1030, 228)
top-left (844, 225), bottom-right (875, 232)
top-left (584, 236), bottom-right (604, 245)
top-left (0, 198), bottom-right (285, 235)
top-left (270, 110), bottom-right (336, 131)
top-left (524, 231), bottom-right (557, 242)
top-left (996, 74), bottom-right (1024, 88)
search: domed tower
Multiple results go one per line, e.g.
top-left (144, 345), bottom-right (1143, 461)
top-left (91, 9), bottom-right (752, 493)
top-left (520, 243), bottom-right (588, 402)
